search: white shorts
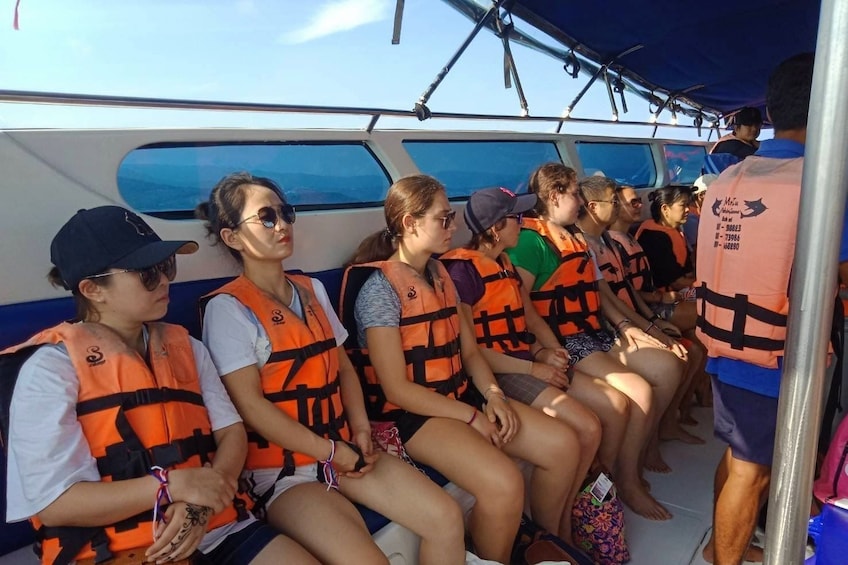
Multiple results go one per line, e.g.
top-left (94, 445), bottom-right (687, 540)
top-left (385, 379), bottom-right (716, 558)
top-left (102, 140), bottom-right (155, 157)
top-left (244, 463), bottom-right (324, 510)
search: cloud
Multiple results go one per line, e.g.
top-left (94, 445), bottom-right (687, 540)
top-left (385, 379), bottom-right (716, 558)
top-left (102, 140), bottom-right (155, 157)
top-left (280, 0), bottom-right (391, 44)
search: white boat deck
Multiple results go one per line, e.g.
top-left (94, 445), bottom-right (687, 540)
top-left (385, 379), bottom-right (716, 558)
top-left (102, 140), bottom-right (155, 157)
top-left (0, 406), bottom-right (726, 564)
top-left (625, 405), bottom-right (722, 565)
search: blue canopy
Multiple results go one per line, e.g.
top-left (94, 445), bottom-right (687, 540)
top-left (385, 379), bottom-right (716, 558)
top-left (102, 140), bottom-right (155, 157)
top-left (509, 0), bottom-right (820, 116)
top-left (440, 0), bottom-right (820, 121)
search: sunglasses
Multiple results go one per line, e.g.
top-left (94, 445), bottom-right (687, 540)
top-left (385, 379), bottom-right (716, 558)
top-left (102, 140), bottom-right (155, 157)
top-left (590, 199), bottom-right (620, 207)
top-left (505, 213), bottom-right (523, 223)
top-left (237, 204), bottom-right (296, 229)
top-left (436, 210), bottom-right (457, 230)
top-left (88, 255), bottom-right (177, 292)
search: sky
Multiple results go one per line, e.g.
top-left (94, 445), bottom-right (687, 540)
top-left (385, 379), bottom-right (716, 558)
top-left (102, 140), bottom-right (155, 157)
top-left (0, 0), bottom-right (706, 139)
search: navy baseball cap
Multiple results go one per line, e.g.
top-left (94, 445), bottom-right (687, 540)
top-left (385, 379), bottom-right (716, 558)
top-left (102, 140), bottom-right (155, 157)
top-left (51, 206), bottom-right (198, 291)
top-left (464, 187), bottom-right (538, 234)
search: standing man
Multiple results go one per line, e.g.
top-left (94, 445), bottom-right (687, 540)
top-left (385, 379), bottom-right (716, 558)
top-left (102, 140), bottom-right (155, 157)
top-left (704, 107), bottom-right (764, 175)
top-left (696, 53), bottom-right (828, 565)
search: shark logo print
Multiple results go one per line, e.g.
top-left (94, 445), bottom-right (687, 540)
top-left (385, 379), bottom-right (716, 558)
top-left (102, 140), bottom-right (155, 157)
top-left (711, 198), bottom-right (722, 217)
top-left (740, 199), bottom-right (767, 218)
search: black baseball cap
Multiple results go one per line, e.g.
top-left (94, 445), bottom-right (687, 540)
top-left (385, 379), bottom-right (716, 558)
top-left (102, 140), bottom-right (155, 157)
top-left (50, 206), bottom-right (198, 291)
top-left (464, 187), bottom-right (538, 234)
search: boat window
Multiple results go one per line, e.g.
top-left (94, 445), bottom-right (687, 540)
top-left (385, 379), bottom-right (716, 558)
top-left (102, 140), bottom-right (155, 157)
top-left (117, 142), bottom-right (392, 218)
top-left (574, 142), bottom-right (656, 188)
top-left (664, 144), bottom-right (707, 185)
top-left (402, 140), bottom-right (562, 198)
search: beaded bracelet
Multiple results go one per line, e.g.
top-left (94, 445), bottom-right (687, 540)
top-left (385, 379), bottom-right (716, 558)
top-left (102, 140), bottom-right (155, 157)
top-left (319, 439), bottom-right (340, 491)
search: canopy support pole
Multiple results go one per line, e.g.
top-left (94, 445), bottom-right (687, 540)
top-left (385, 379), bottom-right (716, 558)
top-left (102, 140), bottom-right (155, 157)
top-left (391, 0), bottom-right (405, 44)
top-left (764, 0), bottom-right (848, 563)
top-left (413, 0), bottom-right (505, 120)
top-left (556, 45), bottom-right (642, 131)
top-left (604, 69), bottom-right (619, 121)
top-left (496, 11), bottom-right (529, 117)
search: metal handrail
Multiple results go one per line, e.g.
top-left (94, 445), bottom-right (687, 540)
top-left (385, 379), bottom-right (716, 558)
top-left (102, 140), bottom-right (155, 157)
top-left (0, 89), bottom-right (713, 131)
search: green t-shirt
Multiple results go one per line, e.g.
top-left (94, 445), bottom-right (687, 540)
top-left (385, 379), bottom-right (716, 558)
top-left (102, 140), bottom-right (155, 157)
top-left (506, 229), bottom-right (562, 291)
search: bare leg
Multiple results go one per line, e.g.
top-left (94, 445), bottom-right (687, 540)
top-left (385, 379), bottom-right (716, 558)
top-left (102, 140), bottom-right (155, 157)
top-left (610, 342), bottom-right (684, 474)
top-left (531, 384), bottom-right (601, 508)
top-left (267, 482), bottom-right (389, 565)
top-left (658, 338), bottom-right (705, 444)
top-left (576, 352), bottom-right (671, 520)
top-left (340, 452), bottom-right (466, 565)
top-left (250, 534), bottom-right (321, 565)
top-left (676, 333), bottom-right (709, 430)
top-left (702, 449), bottom-right (768, 564)
top-left (564, 371), bottom-right (630, 473)
top-left (405, 417), bottom-right (524, 564)
top-left (504, 401), bottom-right (582, 543)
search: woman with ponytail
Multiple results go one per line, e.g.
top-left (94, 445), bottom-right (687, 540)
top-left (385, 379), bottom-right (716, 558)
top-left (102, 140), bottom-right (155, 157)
top-left (345, 175), bottom-right (583, 563)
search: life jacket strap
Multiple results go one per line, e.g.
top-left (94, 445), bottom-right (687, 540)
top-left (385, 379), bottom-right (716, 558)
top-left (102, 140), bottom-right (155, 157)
top-left (96, 430), bottom-right (216, 479)
top-left (696, 284), bottom-right (787, 351)
top-left (76, 387), bottom-right (205, 416)
top-left (399, 306), bottom-right (457, 327)
top-left (475, 306), bottom-right (530, 350)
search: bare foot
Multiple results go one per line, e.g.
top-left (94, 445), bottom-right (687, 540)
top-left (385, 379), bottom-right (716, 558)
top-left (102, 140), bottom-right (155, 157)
top-left (644, 445), bottom-right (672, 474)
top-left (660, 424), bottom-right (705, 445)
top-left (618, 481), bottom-right (672, 520)
top-left (702, 539), bottom-right (763, 563)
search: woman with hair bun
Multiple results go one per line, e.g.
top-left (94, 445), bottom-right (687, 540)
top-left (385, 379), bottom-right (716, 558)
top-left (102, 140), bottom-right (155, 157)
top-left (198, 172), bottom-right (465, 565)
top-left (636, 185), bottom-right (697, 293)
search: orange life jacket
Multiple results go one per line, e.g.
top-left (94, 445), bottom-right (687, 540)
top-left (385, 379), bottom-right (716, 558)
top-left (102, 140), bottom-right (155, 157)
top-left (634, 219), bottom-right (690, 278)
top-left (521, 218), bottom-right (602, 340)
top-left (606, 230), bottom-right (652, 295)
top-left (695, 156), bottom-right (803, 368)
top-left (440, 248), bottom-right (534, 356)
top-left (340, 259), bottom-right (468, 420)
top-left (0, 322), bottom-right (244, 565)
top-left (584, 233), bottom-right (637, 310)
top-left (204, 275), bottom-right (349, 470)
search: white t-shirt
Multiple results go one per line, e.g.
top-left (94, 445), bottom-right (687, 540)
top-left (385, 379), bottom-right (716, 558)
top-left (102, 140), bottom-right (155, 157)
top-left (202, 277), bottom-right (348, 375)
top-left (6, 335), bottom-right (242, 522)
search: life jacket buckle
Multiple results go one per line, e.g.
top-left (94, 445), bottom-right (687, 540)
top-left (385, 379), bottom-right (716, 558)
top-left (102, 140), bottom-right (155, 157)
top-left (151, 443), bottom-right (182, 469)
